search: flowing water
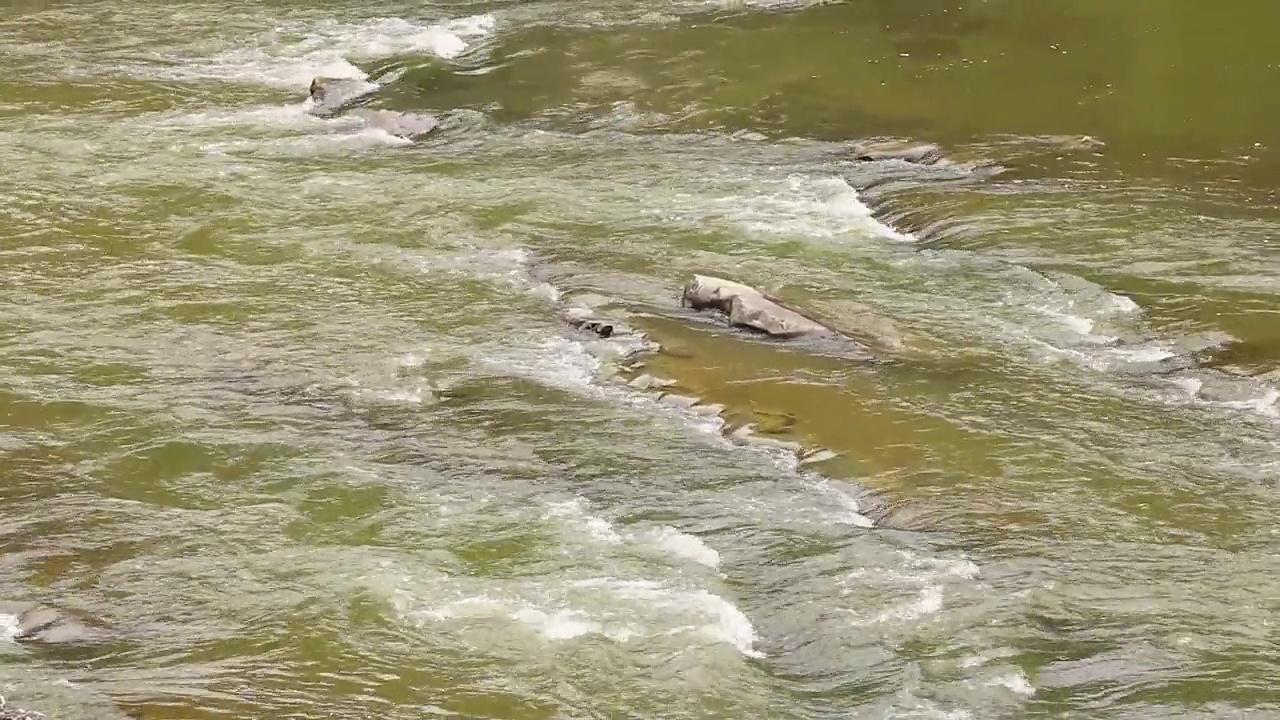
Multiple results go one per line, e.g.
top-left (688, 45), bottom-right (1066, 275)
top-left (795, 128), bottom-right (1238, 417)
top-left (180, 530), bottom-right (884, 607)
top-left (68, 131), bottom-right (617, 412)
top-left (2, 1), bottom-right (1278, 718)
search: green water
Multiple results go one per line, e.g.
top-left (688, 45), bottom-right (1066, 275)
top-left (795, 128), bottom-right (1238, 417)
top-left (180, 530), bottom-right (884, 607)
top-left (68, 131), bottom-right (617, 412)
top-left (1, 1), bottom-right (1278, 718)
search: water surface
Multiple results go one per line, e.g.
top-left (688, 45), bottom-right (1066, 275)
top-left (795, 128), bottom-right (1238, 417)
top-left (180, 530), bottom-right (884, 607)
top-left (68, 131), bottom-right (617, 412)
top-left (1, 1), bottom-right (1278, 718)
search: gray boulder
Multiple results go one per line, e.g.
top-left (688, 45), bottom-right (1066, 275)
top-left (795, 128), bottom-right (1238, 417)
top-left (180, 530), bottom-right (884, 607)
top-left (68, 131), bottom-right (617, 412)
top-left (681, 274), bottom-right (835, 339)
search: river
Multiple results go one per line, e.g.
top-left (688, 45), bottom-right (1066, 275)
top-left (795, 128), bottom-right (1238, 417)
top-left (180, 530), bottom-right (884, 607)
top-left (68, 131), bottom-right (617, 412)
top-left (1, 1), bottom-right (1277, 718)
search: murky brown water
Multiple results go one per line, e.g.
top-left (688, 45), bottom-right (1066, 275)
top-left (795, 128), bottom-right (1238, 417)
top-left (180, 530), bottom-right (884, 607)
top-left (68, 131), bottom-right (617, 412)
top-left (1, 1), bottom-right (1278, 718)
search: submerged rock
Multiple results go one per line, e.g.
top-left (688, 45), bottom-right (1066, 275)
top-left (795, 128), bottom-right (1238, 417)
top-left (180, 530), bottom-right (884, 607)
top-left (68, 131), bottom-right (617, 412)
top-left (0, 602), bottom-right (101, 645)
top-left (1053, 134), bottom-right (1106, 152)
top-left (681, 274), bottom-right (835, 339)
top-left (627, 373), bottom-right (676, 390)
top-left (348, 108), bottom-right (438, 140)
top-left (1193, 336), bottom-right (1280, 377)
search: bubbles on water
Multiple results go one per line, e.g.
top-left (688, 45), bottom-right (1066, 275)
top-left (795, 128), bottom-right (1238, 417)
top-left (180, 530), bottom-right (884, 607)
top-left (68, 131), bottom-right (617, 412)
top-left (396, 575), bottom-right (763, 657)
top-left (985, 670), bottom-right (1037, 697)
top-left (546, 498), bottom-right (624, 546)
top-left (1165, 372), bottom-right (1280, 420)
top-left (842, 549), bottom-right (980, 627)
top-left (646, 526), bottom-right (722, 569)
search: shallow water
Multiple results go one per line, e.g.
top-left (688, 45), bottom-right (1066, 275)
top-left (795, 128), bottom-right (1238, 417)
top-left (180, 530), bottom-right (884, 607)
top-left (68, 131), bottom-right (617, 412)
top-left (1, 1), bottom-right (1278, 718)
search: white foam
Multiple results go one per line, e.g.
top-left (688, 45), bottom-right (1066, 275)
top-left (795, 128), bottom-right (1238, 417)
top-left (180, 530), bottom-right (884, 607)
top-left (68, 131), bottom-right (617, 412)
top-left (545, 498), bottom-right (623, 545)
top-left (545, 500), bottom-right (722, 568)
top-left (408, 578), bottom-right (762, 656)
top-left (1104, 344), bottom-right (1176, 363)
top-left (1043, 308), bottom-right (1097, 338)
top-left (152, 101), bottom-right (328, 130)
top-left (874, 585), bottom-right (944, 623)
top-left (647, 526), bottom-right (721, 569)
top-left (803, 477), bottom-right (876, 528)
top-left (477, 335), bottom-right (816, 478)
top-left (986, 670), bottom-right (1036, 697)
top-left (0, 612), bottom-right (19, 641)
top-left (510, 607), bottom-right (602, 641)
top-left (594, 579), bottom-right (763, 657)
top-left (129, 14), bottom-right (495, 91)
top-left (729, 175), bottom-right (913, 241)
top-left (843, 549), bottom-right (978, 626)
top-left (1218, 387), bottom-right (1280, 418)
top-left (1166, 374), bottom-right (1280, 419)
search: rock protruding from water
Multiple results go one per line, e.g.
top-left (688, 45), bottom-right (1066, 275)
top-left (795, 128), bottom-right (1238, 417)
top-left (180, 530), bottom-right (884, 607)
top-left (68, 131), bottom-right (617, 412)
top-left (851, 141), bottom-right (948, 166)
top-left (681, 275), bottom-right (835, 339)
top-left (307, 76), bottom-right (438, 141)
top-left (562, 306), bottom-right (632, 339)
top-left (308, 76), bottom-right (379, 115)
top-left (0, 601), bottom-right (100, 645)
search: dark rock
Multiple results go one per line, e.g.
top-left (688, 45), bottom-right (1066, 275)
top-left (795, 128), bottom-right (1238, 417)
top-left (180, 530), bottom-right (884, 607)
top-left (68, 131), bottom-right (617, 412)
top-left (562, 307), bottom-right (632, 340)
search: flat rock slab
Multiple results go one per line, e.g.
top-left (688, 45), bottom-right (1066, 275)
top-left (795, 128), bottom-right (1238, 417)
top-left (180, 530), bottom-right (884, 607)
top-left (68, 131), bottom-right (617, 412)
top-left (681, 274), bottom-right (835, 340)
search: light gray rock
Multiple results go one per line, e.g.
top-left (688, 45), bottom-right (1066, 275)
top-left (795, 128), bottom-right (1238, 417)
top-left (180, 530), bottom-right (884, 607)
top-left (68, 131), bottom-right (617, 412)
top-left (681, 274), bottom-right (835, 339)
